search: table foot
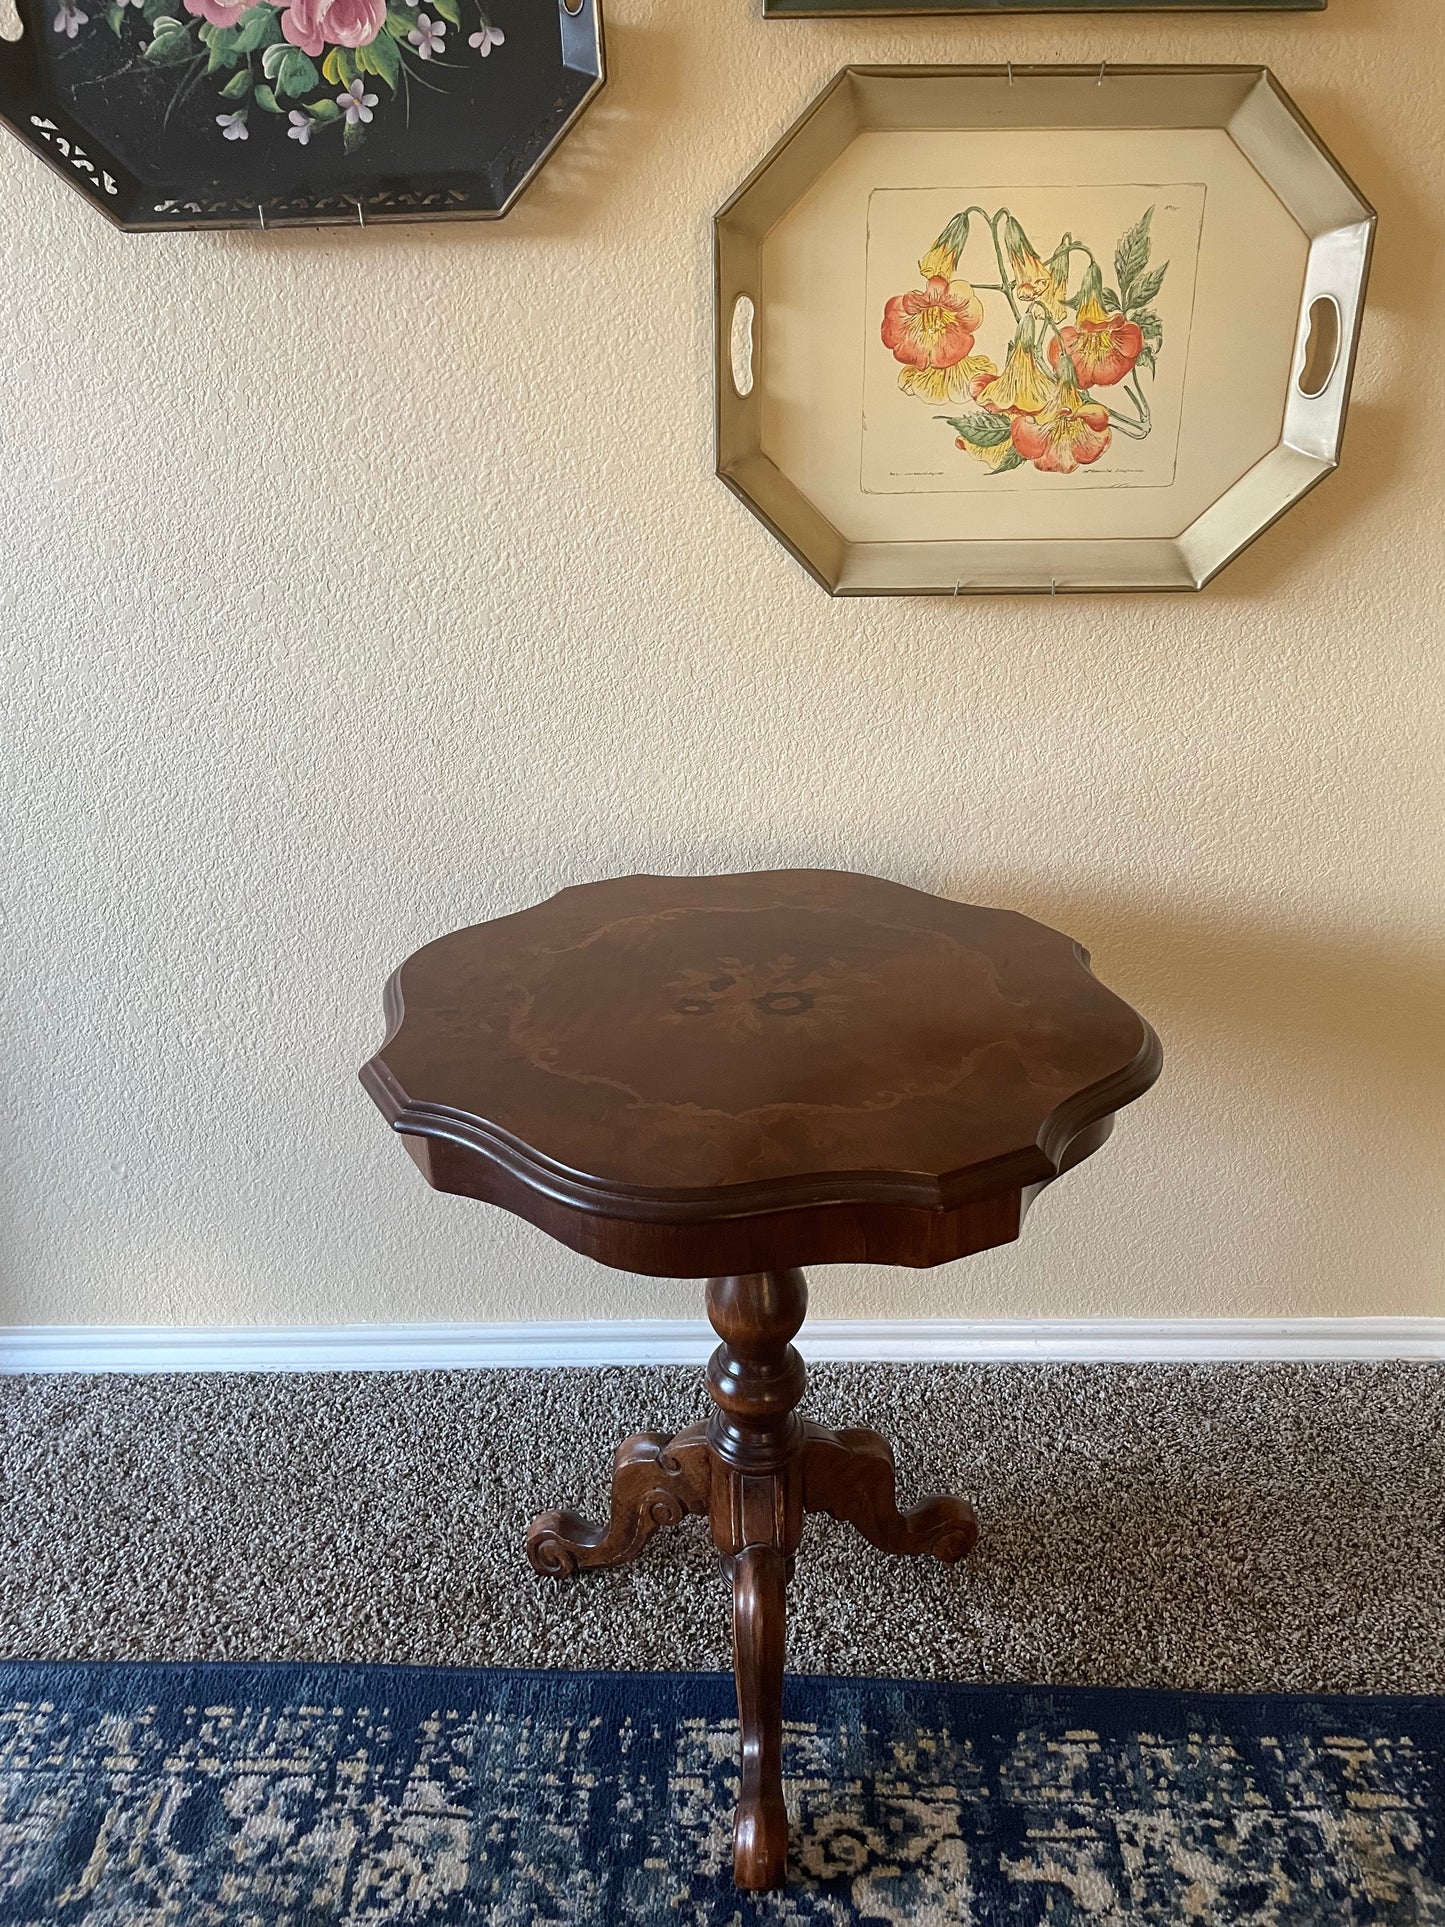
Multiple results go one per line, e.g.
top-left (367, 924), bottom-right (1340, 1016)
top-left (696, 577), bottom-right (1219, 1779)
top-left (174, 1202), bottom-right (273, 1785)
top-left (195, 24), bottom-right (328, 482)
top-left (526, 1422), bottom-right (710, 1576)
top-left (727, 1543), bottom-right (790, 1891)
top-left (802, 1421), bottom-right (978, 1564)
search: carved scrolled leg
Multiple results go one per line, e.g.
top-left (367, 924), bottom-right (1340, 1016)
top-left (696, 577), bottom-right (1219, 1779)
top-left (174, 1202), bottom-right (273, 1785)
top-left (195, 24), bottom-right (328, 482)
top-left (801, 1421), bottom-right (978, 1565)
top-left (727, 1543), bottom-right (790, 1891)
top-left (526, 1422), bottom-right (710, 1577)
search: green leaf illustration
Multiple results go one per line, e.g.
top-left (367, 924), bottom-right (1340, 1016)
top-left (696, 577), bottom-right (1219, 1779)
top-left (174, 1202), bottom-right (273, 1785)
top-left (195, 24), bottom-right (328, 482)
top-left (266, 44), bottom-right (319, 94)
top-left (218, 65), bottom-right (251, 96)
top-left (202, 25), bottom-right (241, 70)
top-left (343, 115), bottom-right (366, 153)
top-left (235, 5), bottom-right (281, 51)
top-left (1114, 207), bottom-right (1154, 310)
top-left (106, 5), bottom-right (124, 34)
top-left (356, 28), bottom-right (399, 86)
top-left (989, 448), bottom-right (1026, 476)
top-left (308, 95), bottom-right (341, 119)
top-left (432, 0), bottom-right (459, 22)
top-left (253, 80), bottom-right (282, 111)
top-left (1102, 286), bottom-right (1122, 314)
top-left (143, 17), bottom-right (193, 62)
top-left (321, 44), bottom-right (357, 84)
top-left (1126, 263), bottom-right (1169, 312)
top-left (383, 7), bottom-right (415, 36)
top-left (942, 411), bottom-right (1012, 450)
top-left (1134, 310), bottom-right (1162, 379)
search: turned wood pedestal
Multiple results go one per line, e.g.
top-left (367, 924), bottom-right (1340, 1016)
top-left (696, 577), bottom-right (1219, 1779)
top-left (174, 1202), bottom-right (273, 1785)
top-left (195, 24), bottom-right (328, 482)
top-left (361, 868), bottom-right (1161, 1890)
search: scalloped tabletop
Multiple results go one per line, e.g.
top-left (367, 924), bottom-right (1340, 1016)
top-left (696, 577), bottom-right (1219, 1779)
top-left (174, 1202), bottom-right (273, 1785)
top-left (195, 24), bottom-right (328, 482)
top-left (361, 869), bottom-right (1161, 1276)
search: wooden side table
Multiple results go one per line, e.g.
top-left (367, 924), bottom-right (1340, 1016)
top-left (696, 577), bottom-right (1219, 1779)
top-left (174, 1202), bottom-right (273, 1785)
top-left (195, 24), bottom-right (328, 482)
top-left (361, 869), bottom-right (1161, 1890)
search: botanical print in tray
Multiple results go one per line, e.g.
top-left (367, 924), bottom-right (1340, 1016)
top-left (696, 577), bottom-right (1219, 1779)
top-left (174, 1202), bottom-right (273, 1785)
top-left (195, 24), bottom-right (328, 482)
top-left (863, 184), bottom-right (1204, 494)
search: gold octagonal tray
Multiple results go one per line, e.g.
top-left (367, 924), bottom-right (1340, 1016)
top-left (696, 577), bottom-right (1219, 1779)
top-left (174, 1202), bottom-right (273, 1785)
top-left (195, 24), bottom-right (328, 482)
top-left (715, 66), bottom-right (1374, 596)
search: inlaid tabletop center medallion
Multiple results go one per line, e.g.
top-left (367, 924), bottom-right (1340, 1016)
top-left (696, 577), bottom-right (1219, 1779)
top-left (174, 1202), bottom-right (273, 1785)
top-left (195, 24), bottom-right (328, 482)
top-left (508, 904), bottom-right (1007, 1118)
top-left (361, 868), bottom-right (1163, 1893)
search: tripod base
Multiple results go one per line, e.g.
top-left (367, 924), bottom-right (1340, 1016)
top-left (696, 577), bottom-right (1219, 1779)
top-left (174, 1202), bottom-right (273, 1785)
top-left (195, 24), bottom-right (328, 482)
top-left (526, 1271), bottom-right (976, 1891)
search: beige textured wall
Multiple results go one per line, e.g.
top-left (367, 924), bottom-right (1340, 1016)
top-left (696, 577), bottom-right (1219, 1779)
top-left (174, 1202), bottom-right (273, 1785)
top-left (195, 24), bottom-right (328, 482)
top-left (2, 0), bottom-right (1440, 1330)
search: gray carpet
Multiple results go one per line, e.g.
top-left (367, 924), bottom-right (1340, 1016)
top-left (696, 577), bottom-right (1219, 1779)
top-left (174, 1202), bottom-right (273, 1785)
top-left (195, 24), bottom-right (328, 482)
top-left (3, 1363), bottom-right (1443, 1693)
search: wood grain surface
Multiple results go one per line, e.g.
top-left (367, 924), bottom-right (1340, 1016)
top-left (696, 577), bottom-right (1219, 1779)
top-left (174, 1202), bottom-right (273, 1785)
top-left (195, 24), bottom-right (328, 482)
top-left (361, 869), bottom-right (1161, 1276)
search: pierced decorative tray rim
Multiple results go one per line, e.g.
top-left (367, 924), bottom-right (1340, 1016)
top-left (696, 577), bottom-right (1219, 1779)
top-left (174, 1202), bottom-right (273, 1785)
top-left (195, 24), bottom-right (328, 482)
top-left (0, 0), bottom-right (603, 229)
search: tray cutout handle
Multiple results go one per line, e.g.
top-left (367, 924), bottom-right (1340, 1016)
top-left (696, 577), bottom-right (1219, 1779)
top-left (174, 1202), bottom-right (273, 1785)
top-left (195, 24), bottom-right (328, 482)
top-left (729, 293), bottom-right (755, 399)
top-left (1297, 294), bottom-right (1341, 398)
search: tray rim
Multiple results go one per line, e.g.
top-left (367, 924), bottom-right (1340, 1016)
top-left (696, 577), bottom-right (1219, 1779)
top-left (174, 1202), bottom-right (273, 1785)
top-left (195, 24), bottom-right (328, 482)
top-left (714, 63), bottom-right (1376, 597)
top-left (0, 0), bottom-right (606, 231)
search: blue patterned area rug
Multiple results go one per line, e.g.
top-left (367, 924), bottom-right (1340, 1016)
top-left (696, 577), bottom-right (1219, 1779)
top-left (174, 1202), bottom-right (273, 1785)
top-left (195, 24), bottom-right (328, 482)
top-left (3, 1660), bottom-right (1444, 1924)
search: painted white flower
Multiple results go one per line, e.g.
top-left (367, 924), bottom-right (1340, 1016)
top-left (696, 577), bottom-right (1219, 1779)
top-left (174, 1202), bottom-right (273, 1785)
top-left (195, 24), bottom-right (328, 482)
top-left (286, 109), bottom-right (312, 145)
top-left (407, 11), bottom-right (444, 56)
top-left (52, 2), bottom-right (88, 35)
top-left (336, 79), bottom-right (377, 125)
top-left (216, 110), bottom-right (248, 140)
top-left (468, 20), bottom-right (502, 53)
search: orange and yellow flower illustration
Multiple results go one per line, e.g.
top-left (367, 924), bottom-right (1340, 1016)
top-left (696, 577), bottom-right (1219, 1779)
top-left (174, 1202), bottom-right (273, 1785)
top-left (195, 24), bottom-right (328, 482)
top-left (1010, 375), bottom-right (1113, 474)
top-left (880, 275), bottom-right (986, 401)
top-left (1000, 215), bottom-right (1068, 323)
top-left (880, 204), bottom-right (1168, 479)
top-left (975, 337), bottom-right (1053, 418)
top-left (1047, 265), bottom-right (1145, 389)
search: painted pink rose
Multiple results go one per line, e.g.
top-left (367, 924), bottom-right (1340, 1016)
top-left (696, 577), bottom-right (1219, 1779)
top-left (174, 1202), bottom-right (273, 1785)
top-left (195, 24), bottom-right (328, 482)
top-left (280, 0), bottom-right (385, 55)
top-left (183, 0), bottom-right (248, 26)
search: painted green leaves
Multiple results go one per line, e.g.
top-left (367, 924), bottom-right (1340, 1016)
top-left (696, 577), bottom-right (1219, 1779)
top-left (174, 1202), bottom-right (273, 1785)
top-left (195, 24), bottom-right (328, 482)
top-left (1112, 206), bottom-right (1169, 376)
top-left (943, 410), bottom-right (1011, 448)
top-left (259, 36), bottom-right (317, 100)
top-left (73, 0), bottom-right (510, 156)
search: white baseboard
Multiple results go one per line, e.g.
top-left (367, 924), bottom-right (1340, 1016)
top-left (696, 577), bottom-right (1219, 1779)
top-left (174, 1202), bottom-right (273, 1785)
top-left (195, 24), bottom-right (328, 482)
top-left (2, 1317), bottom-right (1443, 1374)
